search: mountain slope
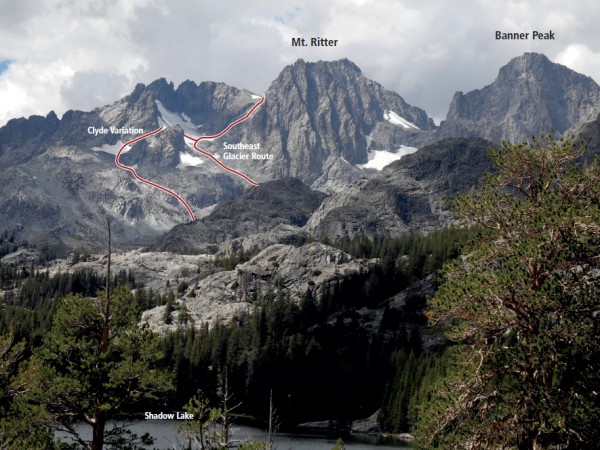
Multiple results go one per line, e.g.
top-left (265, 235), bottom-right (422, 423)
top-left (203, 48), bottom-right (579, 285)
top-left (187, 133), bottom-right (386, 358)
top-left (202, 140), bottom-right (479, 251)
top-left (207, 58), bottom-right (436, 189)
top-left (305, 138), bottom-right (493, 240)
top-left (0, 58), bottom-right (436, 250)
top-left (3, 53), bottom-right (599, 251)
top-left (156, 178), bottom-right (327, 254)
top-left (0, 82), bottom-right (258, 250)
top-left (438, 53), bottom-right (600, 143)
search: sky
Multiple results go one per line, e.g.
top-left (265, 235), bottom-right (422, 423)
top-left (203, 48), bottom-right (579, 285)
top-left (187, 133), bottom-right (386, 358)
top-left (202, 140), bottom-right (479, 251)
top-left (1, 0), bottom-right (600, 126)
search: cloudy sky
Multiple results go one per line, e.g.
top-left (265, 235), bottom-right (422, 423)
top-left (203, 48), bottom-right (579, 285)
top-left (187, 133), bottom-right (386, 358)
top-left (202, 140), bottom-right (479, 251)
top-left (1, 0), bottom-right (599, 126)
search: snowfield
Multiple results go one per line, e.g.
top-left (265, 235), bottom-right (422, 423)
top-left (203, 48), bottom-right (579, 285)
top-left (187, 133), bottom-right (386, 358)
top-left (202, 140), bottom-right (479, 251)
top-left (358, 145), bottom-right (418, 170)
top-left (178, 152), bottom-right (204, 167)
top-left (384, 109), bottom-right (420, 129)
top-left (91, 142), bottom-right (122, 156)
top-left (155, 100), bottom-right (201, 135)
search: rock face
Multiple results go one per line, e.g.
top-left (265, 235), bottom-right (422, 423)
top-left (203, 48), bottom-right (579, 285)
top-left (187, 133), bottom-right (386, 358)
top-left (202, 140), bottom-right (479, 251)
top-left (438, 53), bottom-right (600, 143)
top-left (569, 113), bottom-right (600, 162)
top-left (156, 178), bottom-right (327, 254)
top-left (0, 81), bottom-right (256, 251)
top-left (141, 242), bottom-right (374, 331)
top-left (0, 111), bottom-right (60, 165)
top-left (218, 58), bottom-right (436, 187)
top-left (305, 138), bottom-right (493, 240)
top-left (48, 249), bottom-right (210, 294)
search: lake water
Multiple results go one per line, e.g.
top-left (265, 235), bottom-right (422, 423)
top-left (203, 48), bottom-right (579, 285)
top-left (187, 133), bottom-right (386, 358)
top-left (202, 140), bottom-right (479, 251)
top-left (57, 421), bottom-right (413, 449)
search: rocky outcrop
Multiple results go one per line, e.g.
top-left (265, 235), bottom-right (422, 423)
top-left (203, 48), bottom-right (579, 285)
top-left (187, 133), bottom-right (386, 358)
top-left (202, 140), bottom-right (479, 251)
top-left (218, 223), bottom-right (310, 256)
top-left (142, 242), bottom-right (374, 331)
top-left (120, 126), bottom-right (184, 170)
top-left (305, 138), bottom-right (493, 240)
top-left (156, 178), bottom-right (327, 254)
top-left (233, 242), bottom-right (372, 302)
top-left (569, 112), bottom-right (600, 163)
top-left (48, 249), bottom-right (211, 294)
top-left (438, 53), bottom-right (600, 143)
top-left (0, 248), bottom-right (41, 266)
top-left (147, 78), bottom-right (256, 131)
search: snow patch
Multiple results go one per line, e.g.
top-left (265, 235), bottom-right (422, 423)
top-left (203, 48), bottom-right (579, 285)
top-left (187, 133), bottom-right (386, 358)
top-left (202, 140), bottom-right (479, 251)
top-left (178, 152), bottom-right (204, 168)
top-left (366, 133), bottom-right (373, 151)
top-left (91, 142), bottom-right (122, 156)
top-left (155, 100), bottom-right (201, 135)
top-left (358, 146), bottom-right (418, 171)
top-left (383, 110), bottom-right (420, 129)
top-left (251, 94), bottom-right (262, 100)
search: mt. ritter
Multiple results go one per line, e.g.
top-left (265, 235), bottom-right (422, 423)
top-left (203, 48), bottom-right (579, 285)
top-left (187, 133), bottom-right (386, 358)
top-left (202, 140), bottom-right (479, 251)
top-left (2, 51), bottom-right (600, 264)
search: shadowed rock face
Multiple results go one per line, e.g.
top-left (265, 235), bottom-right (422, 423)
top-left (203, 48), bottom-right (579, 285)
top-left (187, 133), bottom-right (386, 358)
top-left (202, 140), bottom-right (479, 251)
top-left (569, 113), bottom-right (600, 163)
top-left (155, 178), bottom-right (327, 254)
top-left (305, 137), bottom-right (494, 240)
top-left (438, 53), bottom-right (600, 143)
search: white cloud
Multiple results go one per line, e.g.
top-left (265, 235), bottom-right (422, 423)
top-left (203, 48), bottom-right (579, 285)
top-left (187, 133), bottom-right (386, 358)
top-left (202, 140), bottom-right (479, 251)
top-left (555, 44), bottom-right (600, 84)
top-left (1, 0), bottom-right (600, 125)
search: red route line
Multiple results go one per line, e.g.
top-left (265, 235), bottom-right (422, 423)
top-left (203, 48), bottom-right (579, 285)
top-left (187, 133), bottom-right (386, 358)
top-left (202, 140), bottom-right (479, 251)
top-left (115, 127), bottom-right (196, 221)
top-left (184, 95), bottom-right (264, 186)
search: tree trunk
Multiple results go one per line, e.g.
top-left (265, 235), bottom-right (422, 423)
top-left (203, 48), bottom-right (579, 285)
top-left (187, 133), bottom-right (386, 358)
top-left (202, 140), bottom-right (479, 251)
top-left (268, 389), bottom-right (275, 450)
top-left (91, 415), bottom-right (106, 450)
top-left (92, 218), bottom-right (112, 450)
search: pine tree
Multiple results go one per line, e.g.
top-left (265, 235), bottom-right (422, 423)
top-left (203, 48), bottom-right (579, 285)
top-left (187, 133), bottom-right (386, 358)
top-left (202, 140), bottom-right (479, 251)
top-left (0, 333), bottom-right (55, 448)
top-left (164, 295), bottom-right (174, 325)
top-left (27, 287), bottom-right (172, 449)
top-left (415, 135), bottom-right (600, 448)
top-left (178, 390), bottom-right (218, 450)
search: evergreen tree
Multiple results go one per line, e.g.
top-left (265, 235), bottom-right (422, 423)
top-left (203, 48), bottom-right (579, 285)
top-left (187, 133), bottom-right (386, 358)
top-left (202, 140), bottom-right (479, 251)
top-left (164, 295), bottom-right (174, 325)
top-left (27, 286), bottom-right (172, 450)
top-left (178, 390), bottom-right (219, 450)
top-left (415, 135), bottom-right (600, 448)
top-left (0, 333), bottom-right (55, 448)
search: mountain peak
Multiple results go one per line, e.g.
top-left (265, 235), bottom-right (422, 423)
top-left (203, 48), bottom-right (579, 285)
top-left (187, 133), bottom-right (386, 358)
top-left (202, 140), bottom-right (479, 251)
top-left (283, 58), bottom-right (363, 81)
top-left (253, 57), bottom-right (434, 184)
top-left (510, 52), bottom-right (549, 63)
top-left (439, 52), bottom-right (600, 142)
top-left (497, 52), bottom-right (576, 82)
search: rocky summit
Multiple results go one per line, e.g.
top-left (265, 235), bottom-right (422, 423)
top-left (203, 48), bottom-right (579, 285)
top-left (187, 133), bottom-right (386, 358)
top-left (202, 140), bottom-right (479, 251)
top-left (221, 58), bottom-right (436, 188)
top-left (438, 53), bottom-right (600, 143)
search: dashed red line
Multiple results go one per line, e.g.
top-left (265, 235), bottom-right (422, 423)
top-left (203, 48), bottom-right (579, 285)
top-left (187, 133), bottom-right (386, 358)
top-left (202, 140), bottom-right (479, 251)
top-left (115, 127), bottom-right (196, 221)
top-left (184, 95), bottom-right (264, 186)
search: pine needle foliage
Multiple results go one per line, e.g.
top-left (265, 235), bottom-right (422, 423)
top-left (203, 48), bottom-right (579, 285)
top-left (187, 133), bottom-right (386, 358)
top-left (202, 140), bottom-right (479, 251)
top-left (415, 135), bottom-right (600, 449)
